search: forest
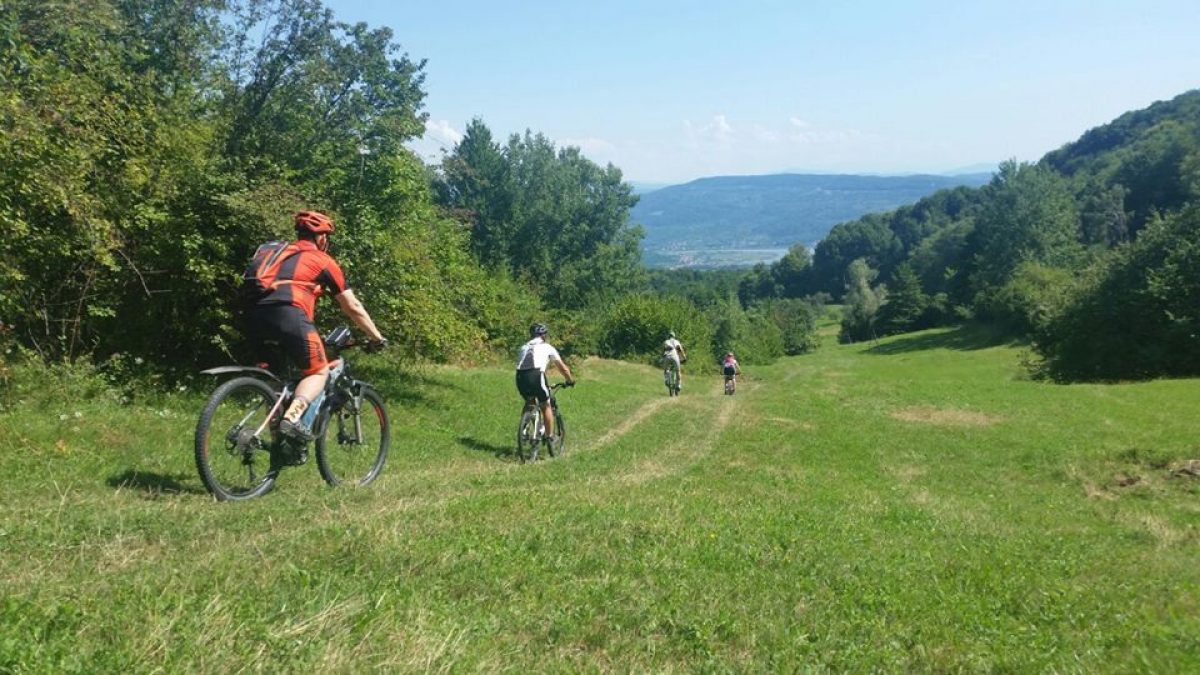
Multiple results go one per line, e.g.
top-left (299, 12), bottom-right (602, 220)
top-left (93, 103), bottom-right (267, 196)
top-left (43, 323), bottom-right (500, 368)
top-left (737, 91), bottom-right (1200, 380)
top-left (2, 0), bottom-right (1198, 386)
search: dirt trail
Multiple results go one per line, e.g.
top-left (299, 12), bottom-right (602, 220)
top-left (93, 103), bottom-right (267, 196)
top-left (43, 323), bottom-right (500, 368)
top-left (579, 395), bottom-right (673, 453)
top-left (613, 384), bottom-right (737, 486)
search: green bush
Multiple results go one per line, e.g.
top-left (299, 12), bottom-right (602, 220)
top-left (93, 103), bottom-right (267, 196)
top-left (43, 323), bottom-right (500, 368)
top-left (973, 261), bottom-right (1077, 336)
top-left (755, 298), bottom-right (821, 356)
top-left (1034, 207), bottom-right (1200, 380)
top-left (596, 294), bottom-right (712, 365)
top-left (711, 302), bottom-right (784, 366)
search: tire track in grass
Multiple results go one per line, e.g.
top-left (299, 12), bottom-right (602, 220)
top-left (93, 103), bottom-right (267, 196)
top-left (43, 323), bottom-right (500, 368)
top-left (578, 395), bottom-right (673, 454)
top-left (612, 383), bottom-right (740, 486)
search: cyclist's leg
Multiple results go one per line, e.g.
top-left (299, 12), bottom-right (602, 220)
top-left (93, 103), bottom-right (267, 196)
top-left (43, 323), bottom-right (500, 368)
top-left (517, 369), bottom-right (552, 435)
top-left (537, 372), bottom-right (555, 437)
top-left (267, 306), bottom-right (330, 436)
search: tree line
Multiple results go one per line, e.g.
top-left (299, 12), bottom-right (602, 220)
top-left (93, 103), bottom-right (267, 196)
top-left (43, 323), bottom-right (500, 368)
top-left (0, 0), bottom-right (819, 387)
top-left (735, 90), bottom-right (1200, 380)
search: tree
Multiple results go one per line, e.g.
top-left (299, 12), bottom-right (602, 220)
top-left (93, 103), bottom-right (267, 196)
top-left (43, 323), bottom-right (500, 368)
top-left (760, 297), bottom-right (823, 355)
top-left (875, 264), bottom-right (928, 336)
top-left (839, 258), bottom-right (886, 343)
top-left (436, 125), bottom-right (644, 309)
top-left (436, 119), bottom-right (511, 268)
top-left (966, 160), bottom-right (1082, 318)
top-left (811, 215), bottom-right (902, 298)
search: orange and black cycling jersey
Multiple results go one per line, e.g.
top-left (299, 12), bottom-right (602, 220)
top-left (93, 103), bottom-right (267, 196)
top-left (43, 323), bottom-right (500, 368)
top-left (254, 240), bottom-right (348, 320)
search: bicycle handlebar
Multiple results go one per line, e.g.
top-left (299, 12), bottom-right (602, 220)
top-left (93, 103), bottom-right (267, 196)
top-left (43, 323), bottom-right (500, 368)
top-left (323, 326), bottom-right (386, 352)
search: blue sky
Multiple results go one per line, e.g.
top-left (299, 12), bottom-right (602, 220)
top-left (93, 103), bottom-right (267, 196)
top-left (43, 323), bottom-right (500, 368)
top-left (327, 0), bottom-right (1199, 184)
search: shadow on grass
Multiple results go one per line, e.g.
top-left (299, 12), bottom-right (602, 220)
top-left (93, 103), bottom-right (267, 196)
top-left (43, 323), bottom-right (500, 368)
top-left (352, 368), bottom-right (466, 411)
top-left (458, 436), bottom-right (517, 460)
top-left (864, 324), bottom-right (1020, 356)
top-left (107, 469), bottom-right (207, 496)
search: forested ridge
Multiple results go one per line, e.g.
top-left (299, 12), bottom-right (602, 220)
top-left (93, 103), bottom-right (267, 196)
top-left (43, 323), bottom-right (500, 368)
top-left (737, 89), bottom-right (1200, 380)
top-left (1, 0), bottom-right (1198, 387)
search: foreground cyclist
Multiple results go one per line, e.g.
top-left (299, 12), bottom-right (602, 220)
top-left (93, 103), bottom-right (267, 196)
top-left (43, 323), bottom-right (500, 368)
top-left (245, 211), bottom-right (386, 444)
top-left (662, 330), bottom-right (687, 390)
top-left (515, 323), bottom-right (575, 439)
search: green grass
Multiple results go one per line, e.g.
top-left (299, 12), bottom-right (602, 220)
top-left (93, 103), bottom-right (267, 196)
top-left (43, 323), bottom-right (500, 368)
top-left (2, 326), bottom-right (1198, 671)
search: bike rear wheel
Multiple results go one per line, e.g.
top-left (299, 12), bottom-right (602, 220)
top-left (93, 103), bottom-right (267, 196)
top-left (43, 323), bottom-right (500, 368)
top-left (315, 385), bottom-right (389, 487)
top-left (517, 407), bottom-right (539, 463)
top-left (195, 377), bottom-right (280, 501)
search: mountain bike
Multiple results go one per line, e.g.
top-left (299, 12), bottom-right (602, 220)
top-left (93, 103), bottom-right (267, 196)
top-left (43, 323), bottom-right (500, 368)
top-left (516, 382), bottom-right (573, 463)
top-left (194, 327), bottom-right (388, 501)
top-left (724, 374), bottom-right (736, 395)
top-left (662, 357), bottom-right (682, 396)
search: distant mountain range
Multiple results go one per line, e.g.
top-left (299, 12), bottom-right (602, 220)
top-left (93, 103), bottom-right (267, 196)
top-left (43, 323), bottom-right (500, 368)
top-left (631, 172), bottom-right (993, 268)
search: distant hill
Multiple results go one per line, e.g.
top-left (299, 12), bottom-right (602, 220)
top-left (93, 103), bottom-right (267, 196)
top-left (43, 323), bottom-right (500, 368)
top-left (631, 173), bottom-right (992, 267)
top-left (787, 89), bottom-right (1200, 300)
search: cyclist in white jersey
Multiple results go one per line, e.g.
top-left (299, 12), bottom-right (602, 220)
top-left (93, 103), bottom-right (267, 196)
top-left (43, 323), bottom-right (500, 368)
top-left (515, 323), bottom-right (575, 439)
top-left (661, 330), bottom-right (687, 389)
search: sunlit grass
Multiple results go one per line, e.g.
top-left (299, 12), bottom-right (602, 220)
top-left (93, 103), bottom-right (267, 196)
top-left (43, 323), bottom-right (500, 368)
top-left (1, 327), bottom-right (1197, 671)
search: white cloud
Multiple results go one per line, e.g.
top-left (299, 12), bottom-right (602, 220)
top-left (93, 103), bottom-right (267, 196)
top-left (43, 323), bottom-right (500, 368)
top-left (424, 119), bottom-right (463, 147)
top-left (789, 117), bottom-right (811, 129)
top-left (685, 114), bottom-right (735, 145)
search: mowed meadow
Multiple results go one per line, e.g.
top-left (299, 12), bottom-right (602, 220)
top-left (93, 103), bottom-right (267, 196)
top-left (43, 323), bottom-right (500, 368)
top-left (1, 326), bottom-right (1198, 672)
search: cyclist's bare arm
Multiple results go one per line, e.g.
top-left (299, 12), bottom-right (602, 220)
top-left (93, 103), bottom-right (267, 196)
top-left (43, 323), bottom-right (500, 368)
top-left (335, 289), bottom-right (384, 342)
top-left (553, 357), bottom-right (575, 384)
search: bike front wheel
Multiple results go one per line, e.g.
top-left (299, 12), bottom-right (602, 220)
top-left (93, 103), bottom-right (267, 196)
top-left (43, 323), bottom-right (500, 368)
top-left (195, 377), bottom-right (280, 501)
top-left (517, 407), bottom-right (539, 463)
top-left (547, 412), bottom-right (566, 458)
top-left (315, 385), bottom-right (389, 487)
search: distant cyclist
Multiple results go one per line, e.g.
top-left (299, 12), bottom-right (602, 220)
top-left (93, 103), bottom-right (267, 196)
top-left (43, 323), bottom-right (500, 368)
top-left (722, 351), bottom-right (741, 393)
top-left (661, 330), bottom-right (687, 390)
top-left (245, 211), bottom-right (386, 444)
top-left (515, 323), bottom-right (575, 439)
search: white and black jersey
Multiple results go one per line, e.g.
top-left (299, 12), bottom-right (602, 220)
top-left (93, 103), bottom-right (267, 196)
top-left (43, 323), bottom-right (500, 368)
top-left (515, 337), bottom-right (561, 372)
top-left (515, 337), bottom-right (561, 403)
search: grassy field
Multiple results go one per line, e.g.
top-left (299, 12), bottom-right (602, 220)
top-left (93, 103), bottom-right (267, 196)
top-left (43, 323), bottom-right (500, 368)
top-left (2, 326), bottom-right (1198, 672)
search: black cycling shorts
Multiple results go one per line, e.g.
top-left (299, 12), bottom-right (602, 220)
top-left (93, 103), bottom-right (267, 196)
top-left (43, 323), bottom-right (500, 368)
top-left (516, 368), bottom-right (550, 403)
top-left (247, 303), bottom-right (328, 376)
top-left (723, 365), bottom-right (737, 377)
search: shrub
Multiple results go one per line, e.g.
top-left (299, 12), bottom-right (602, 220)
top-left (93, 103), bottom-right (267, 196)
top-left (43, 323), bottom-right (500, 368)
top-left (974, 261), bottom-right (1077, 336)
top-left (596, 294), bottom-right (712, 365)
top-left (1034, 207), bottom-right (1200, 380)
top-left (758, 297), bottom-right (822, 355)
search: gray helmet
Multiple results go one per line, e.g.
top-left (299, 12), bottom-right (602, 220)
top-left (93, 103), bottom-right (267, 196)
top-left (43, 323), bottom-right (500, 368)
top-left (667, 330), bottom-right (676, 338)
top-left (529, 323), bottom-right (548, 338)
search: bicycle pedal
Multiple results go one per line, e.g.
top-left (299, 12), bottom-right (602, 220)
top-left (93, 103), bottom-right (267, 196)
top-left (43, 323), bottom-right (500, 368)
top-left (279, 418), bottom-right (314, 443)
top-left (275, 440), bottom-right (308, 466)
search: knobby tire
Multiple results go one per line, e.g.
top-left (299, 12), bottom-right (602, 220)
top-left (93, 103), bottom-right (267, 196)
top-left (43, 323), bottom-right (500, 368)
top-left (195, 376), bottom-right (280, 501)
top-left (517, 407), bottom-right (539, 463)
top-left (315, 385), bottom-right (389, 487)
